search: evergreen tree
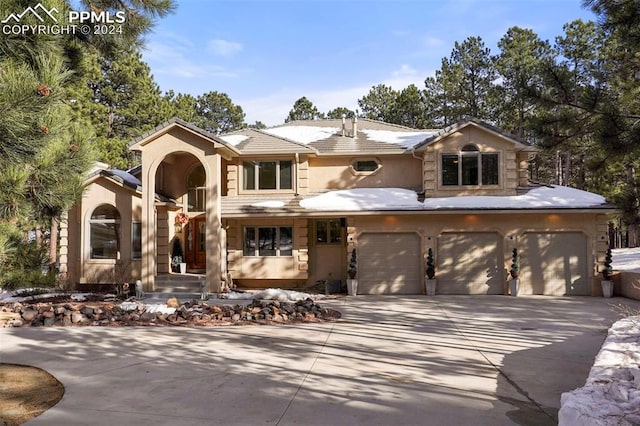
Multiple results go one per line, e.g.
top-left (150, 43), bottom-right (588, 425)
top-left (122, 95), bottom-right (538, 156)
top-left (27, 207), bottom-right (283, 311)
top-left (164, 90), bottom-right (199, 123)
top-left (437, 36), bottom-right (497, 122)
top-left (196, 91), bottom-right (246, 133)
top-left (357, 84), bottom-right (399, 122)
top-left (0, 0), bottom-right (176, 280)
top-left (393, 84), bottom-right (428, 128)
top-left (326, 107), bottom-right (355, 119)
top-left (493, 27), bottom-right (553, 139)
top-left (285, 96), bottom-right (325, 122)
top-left (248, 121), bottom-right (267, 129)
top-left (89, 49), bottom-right (172, 169)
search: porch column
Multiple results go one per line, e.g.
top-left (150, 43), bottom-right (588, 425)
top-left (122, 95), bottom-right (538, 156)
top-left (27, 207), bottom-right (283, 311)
top-left (141, 155), bottom-right (157, 291)
top-left (205, 153), bottom-right (222, 292)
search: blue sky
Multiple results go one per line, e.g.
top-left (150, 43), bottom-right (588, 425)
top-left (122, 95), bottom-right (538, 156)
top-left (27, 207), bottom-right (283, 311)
top-left (141, 0), bottom-right (595, 126)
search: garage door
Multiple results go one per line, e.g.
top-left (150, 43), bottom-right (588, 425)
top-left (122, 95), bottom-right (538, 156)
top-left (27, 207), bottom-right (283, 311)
top-left (438, 232), bottom-right (503, 294)
top-left (358, 233), bottom-right (422, 294)
top-left (520, 232), bottom-right (588, 295)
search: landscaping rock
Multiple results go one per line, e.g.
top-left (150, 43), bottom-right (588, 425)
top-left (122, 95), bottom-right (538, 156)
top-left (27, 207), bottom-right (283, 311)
top-left (0, 293), bottom-right (341, 328)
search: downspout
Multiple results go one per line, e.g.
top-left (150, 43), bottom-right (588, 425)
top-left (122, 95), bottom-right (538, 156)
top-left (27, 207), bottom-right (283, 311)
top-left (295, 152), bottom-right (300, 196)
top-left (411, 147), bottom-right (426, 195)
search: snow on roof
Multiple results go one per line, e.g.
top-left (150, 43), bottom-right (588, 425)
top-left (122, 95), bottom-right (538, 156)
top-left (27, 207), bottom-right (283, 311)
top-left (300, 188), bottom-right (424, 211)
top-left (219, 134), bottom-right (249, 146)
top-left (251, 201), bottom-right (286, 208)
top-left (300, 185), bottom-right (607, 212)
top-left (612, 247), bottom-right (640, 273)
top-left (262, 126), bottom-right (340, 144)
top-left (423, 185), bottom-right (607, 210)
top-left (361, 129), bottom-right (438, 149)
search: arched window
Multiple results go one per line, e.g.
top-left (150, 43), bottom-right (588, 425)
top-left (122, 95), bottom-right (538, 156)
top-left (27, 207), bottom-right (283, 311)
top-left (187, 165), bottom-right (206, 212)
top-left (441, 144), bottom-right (499, 186)
top-left (90, 205), bottom-right (120, 259)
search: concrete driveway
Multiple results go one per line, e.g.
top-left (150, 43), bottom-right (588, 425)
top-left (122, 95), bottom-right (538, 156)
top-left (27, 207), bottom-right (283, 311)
top-left (2, 295), bottom-right (639, 425)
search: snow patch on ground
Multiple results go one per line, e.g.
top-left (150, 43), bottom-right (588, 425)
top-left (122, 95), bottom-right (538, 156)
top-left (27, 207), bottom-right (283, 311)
top-left (225, 288), bottom-right (322, 302)
top-left (612, 247), bottom-right (640, 273)
top-left (559, 316), bottom-right (640, 425)
top-left (0, 290), bottom-right (92, 303)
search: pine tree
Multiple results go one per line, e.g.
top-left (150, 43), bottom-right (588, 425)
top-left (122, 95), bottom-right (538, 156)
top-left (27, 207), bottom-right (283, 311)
top-left (357, 85), bottom-right (399, 122)
top-left (285, 96), bottom-right (325, 122)
top-left (196, 91), bottom-right (246, 133)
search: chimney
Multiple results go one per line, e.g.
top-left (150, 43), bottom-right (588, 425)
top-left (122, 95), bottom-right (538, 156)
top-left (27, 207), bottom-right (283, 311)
top-left (351, 116), bottom-right (357, 138)
top-left (341, 114), bottom-right (346, 137)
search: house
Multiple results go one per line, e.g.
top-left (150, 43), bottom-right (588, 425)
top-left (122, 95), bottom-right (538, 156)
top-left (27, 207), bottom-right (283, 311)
top-left (61, 117), bottom-right (613, 295)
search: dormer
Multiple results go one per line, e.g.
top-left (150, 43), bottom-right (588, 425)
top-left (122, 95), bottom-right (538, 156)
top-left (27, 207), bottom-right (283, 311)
top-left (414, 118), bottom-right (538, 197)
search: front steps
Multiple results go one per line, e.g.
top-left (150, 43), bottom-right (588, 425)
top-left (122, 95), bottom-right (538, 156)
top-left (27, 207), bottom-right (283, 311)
top-left (155, 273), bottom-right (206, 294)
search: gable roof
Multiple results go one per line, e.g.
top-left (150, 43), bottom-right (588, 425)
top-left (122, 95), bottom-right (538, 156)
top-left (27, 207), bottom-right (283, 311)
top-left (260, 118), bottom-right (439, 155)
top-left (127, 117), bottom-right (538, 158)
top-left (128, 117), bottom-right (240, 156)
top-left (413, 117), bottom-right (537, 151)
top-left (218, 128), bottom-right (317, 155)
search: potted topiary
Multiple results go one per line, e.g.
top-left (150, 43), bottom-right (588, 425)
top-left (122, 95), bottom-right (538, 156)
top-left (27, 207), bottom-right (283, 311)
top-left (425, 248), bottom-right (436, 296)
top-left (347, 249), bottom-right (358, 296)
top-left (171, 237), bottom-right (186, 274)
top-left (509, 248), bottom-right (519, 296)
top-left (601, 248), bottom-right (613, 298)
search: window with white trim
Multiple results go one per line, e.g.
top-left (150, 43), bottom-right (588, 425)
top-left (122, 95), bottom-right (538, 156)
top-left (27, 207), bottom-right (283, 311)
top-left (89, 205), bottom-right (120, 259)
top-left (242, 160), bottom-right (293, 190)
top-left (441, 144), bottom-right (499, 186)
top-left (243, 226), bottom-right (293, 257)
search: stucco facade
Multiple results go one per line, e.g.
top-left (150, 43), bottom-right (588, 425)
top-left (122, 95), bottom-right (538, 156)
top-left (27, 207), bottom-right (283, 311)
top-left (62, 117), bottom-right (614, 295)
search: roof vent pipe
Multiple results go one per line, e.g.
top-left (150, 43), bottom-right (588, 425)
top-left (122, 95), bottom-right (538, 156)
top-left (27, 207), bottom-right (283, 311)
top-left (341, 114), bottom-right (346, 137)
top-left (351, 116), bottom-right (357, 138)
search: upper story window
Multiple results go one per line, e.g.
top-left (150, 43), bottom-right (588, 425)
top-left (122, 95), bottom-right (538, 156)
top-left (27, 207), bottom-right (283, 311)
top-left (90, 204), bottom-right (120, 260)
top-left (442, 144), bottom-right (499, 186)
top-left (242, 160), bottom-right (292, 191)
top-left (187, 165), bottom-right (206, 212)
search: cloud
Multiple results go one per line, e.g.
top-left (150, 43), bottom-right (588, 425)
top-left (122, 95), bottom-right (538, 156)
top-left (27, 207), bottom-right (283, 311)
top-left (424, 36), bottom-right (445, 48)
top-left (207, 39), bottom-right (243, 56)
top-left (142, 35), bottom-right (249, 94)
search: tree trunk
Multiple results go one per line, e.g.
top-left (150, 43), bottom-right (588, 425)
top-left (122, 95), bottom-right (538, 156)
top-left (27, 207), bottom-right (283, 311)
top-left (577, 153), bottom-right (585, 189)
top-left (564, 151), bottom-right (571, 186)
top-left (49, 217), bottom-right (58, 273)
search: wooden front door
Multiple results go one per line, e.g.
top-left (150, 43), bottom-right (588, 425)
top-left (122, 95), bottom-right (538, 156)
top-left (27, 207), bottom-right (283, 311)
top-left (185, 216), bottom-right (206, 271)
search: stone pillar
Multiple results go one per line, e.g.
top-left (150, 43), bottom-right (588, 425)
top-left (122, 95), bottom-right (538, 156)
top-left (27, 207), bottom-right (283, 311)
top-left (205, 154), bottom-right (222, 292)
top-left (141, 155), bottom-right (157, 292)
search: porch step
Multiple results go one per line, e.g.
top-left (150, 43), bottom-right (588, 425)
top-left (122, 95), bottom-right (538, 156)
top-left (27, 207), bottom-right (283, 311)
top-left (155, 273), bottom-right (205, 293)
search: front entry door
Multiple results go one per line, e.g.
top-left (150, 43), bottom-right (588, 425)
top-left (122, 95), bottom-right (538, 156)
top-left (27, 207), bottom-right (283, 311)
top-left (185, 216), bottom-right (206, 271)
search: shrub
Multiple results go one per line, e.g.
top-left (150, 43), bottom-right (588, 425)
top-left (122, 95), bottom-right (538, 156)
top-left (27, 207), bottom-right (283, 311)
top-left (426, 248), bottom-right (435, 279)
top-left (509, 248), bottom-right (519, 279)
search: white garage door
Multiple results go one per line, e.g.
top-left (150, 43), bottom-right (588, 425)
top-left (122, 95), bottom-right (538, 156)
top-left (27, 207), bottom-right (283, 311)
top-left (520, 232), bottom-right (588, 295)
top-left (358, 233), bottom-right (422, 294)
top-left (438, 232), bottom-right (503, 294)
